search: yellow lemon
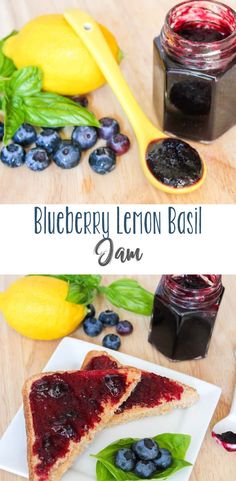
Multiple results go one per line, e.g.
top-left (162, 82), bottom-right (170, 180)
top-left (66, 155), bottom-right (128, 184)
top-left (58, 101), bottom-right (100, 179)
top-left (0, 276), bottom-right (87, 340)
top-left (3, 14), bottom-right (122, 95)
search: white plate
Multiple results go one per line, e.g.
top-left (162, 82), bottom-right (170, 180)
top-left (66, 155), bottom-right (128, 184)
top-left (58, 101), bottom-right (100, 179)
top-left (0, 337), bottom-right (221, 481)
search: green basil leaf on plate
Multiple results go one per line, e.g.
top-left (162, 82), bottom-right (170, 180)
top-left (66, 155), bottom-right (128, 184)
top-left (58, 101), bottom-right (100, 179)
top-left (94, 434), bottom-right (192, 481)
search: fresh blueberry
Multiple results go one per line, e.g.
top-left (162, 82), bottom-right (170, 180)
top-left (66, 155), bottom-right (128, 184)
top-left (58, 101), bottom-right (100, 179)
top-left (83, 317), bottom-right (103, 337)
top-left (98, 117), bottom-right (120, 140)
top-left (36, 128), bottom-right (61, 154)
top-left (98, 310), bottom-right (119, 327)
top-left (134, 460), bottom-right (156, 479)
top-left (0, 122), bottom-right (4, 141)
top-left (84, 304), bottom-right (96, 319)
top-left (153, 448), bottom-right (172, 470)
top-left (115, 448), bottom-right (136, 472)
top-left (132, 439), bottom-right (159, 461)
top-left (116, 320), bottom-right (133, 336)
top-left (107, 133), bottom-right (130, 155)
top-left (72, 126), bottom-right (98, 150)
top-left (1, 143), bottom-right (25, 167)
top-left (70, 95), bottom-right (89, 108)
top-left (25, 148), bottom-right (50, 171)
top-left (53, 140), bottom-right (81, 169)
top-left (13, 123), bottom-right (37, 146)
top-left (89, 147), bottom-right (116, 175)
top-left (102, 334), bottom-right (121, 351)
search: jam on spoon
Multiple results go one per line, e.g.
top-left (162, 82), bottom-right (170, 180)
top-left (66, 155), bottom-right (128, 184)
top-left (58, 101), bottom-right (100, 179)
top-left (146, 138), bottom-right (203, 188)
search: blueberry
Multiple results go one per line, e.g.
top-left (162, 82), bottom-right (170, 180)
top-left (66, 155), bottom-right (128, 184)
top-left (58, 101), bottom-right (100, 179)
top-left (36, 128), bottom-right (61, 154)
top-left (84, 303), bottom-right (96, 319)
top-left (89, 147), bottom-right (116, 174)
top-left (72, 126), bottom-right (98, 150)
top-left (25, 148), bottom-right (50, 171)
top-left (116, 320), bottom-right (133, 336)
top-left (102, 334), bottom-right (121, 351)
top-left (107, 133), bottom-right (130, 155)
top-left (98, 117), bottom-right (120, 140)
top-left (98, 310), bottom-right (119, 327)
top-left (153, 449), bottom-right (172, 470)
top-left (13, 123), bottom-right (37, 146)
top-left (48, 381), bottom-right (69, 399)
top-left (53, 140), bottom-right (81, 169)
top-left (83, 317), bottom-right (103, 337)
top-left (52, 423), bottom-right (76, 439)
top-left (132, 439), bottom-right (159, 461)
top-left (70, 95), bottom-right (89, 108)
top-left (0, 122), bottom-right (4, 141)
top-left (1, 143), bottom-right (25, 167)
top-left (115, 448), bottom-right (136, 472)
top-left (134, 460), bottom-right (156, 479)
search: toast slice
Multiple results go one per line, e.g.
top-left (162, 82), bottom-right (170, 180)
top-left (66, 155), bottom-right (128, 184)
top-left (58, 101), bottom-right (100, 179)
top-left (23, 367), bottom-right (141, 481)
top-left (82, 351), bottom-right (199, 425)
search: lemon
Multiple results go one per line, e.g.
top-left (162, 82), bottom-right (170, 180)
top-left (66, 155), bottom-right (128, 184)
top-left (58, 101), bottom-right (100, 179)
top-left (0, 276), bottom-right (87, 340)
top-left (3, 14), bottom-right (121, 95)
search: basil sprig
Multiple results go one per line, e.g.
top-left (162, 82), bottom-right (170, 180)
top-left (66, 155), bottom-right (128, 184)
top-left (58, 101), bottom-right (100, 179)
top-left (42, 275), bottom-right (154, 315)
top-left (93, 434), bottom-right (192, 481)
top-left (0, 34), bottom-right (100, 143)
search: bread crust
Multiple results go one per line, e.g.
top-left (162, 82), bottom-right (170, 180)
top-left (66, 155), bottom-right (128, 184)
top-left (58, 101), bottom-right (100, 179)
top-left (23, 367), bottom-right (141, 481)
top-left (81, 350), bottom-right (199, 426)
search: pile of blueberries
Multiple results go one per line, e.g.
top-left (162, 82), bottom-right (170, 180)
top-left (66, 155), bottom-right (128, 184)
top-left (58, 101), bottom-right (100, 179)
top-left (0, 97), bottom-right (130, 173)
top-left (83, 305), bottom-right (133, 351)
top-left (115, 438), bottom-right (172, 479)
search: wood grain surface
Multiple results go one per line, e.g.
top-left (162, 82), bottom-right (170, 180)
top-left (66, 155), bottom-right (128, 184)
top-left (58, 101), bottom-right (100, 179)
top-left (0, 275), bottom-right (235, 481)
top-left (0, 0), bottom-right (236, 204)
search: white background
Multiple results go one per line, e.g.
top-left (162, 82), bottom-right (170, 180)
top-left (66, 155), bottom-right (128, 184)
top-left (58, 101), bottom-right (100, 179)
top-left (0, 204), bottom-right (235, 274)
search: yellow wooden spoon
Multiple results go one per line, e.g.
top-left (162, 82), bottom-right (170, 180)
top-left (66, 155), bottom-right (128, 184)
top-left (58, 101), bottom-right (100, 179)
top-left (64, 9), bottom-right (206, 194)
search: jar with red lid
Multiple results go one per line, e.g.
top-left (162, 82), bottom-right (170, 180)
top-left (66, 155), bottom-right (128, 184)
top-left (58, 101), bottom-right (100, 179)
top-left (149, 275), bottom-right (224, 361)
top-left (153, 0), bottom-right (236, 142)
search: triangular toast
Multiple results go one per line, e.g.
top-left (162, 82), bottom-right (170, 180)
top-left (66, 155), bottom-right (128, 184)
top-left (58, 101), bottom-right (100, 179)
top-left (23, 368), bottom-right (141, 481)
top-left (82, 351), bottom-right (199, 425)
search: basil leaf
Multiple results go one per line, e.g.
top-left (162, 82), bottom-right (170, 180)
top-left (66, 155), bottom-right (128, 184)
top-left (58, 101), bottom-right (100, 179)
top-left (0, 31), bottom-right (17, 78)
top-left (103, 279), bottom-right (154, 316)
top-left (7, 66), bottom-right (42, 96)
top-left (2, 95), bottom-right (25, 143)
top-left (23, 92), bottom-right (100, 127)
top-left (94, 434), bottom-right (192, 481)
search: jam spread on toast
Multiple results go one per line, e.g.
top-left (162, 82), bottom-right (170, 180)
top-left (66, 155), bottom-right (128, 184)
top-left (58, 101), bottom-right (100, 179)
top-left (84, 355), bottom-right (184, 413)
top-left (29, 370), bottom-right (129, 480)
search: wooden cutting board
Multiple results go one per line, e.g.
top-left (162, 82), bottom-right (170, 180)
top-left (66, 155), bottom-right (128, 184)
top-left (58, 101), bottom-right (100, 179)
top-left (0, 274), bottom-right (235, 481)
top-left (0, 0), bottom-right (236, 204)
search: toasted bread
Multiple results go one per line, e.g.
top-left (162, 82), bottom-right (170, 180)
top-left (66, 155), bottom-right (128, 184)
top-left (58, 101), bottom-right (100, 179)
top-left (82, 350), bottom-right (199, 425)
top-left (23, 367), bottom-right (141, 481)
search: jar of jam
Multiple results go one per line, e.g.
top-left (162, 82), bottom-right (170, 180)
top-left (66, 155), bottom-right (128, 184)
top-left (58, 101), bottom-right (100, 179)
top-left (153, 0), bottom-right (236, 142)
top-left (149, 275), bottom-right (224, 361)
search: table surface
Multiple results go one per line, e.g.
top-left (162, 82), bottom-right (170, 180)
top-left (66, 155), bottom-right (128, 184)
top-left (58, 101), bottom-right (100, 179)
top-left (0, 275), bottom-right (235, 481)
top-left (1, 0), bottom-right (236, 204)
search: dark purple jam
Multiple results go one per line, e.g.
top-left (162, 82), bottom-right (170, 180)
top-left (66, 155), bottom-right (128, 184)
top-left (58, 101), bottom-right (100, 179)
top-left (212, 431), bottom-right (236, 452)
top-left (29, 370), bottom-right (129, 480)
top-left (146, 138), bottom-right (203, 188)
top-left (176, 23), bottom-right (231, 42)
top-left (153, 1), bottom-right (236, 141)
top-left (149, 275), bottom-right (224, 361)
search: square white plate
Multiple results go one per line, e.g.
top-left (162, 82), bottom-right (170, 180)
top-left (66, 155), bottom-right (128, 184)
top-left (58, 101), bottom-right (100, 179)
top-left (0, 337), bottom-right (221, 481)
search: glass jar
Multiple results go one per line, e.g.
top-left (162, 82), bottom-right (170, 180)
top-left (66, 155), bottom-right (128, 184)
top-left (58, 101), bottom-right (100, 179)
top-left (153, 0), bottom-right (236, 142)
top-left (149, 275), bottom-right (224, 361)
